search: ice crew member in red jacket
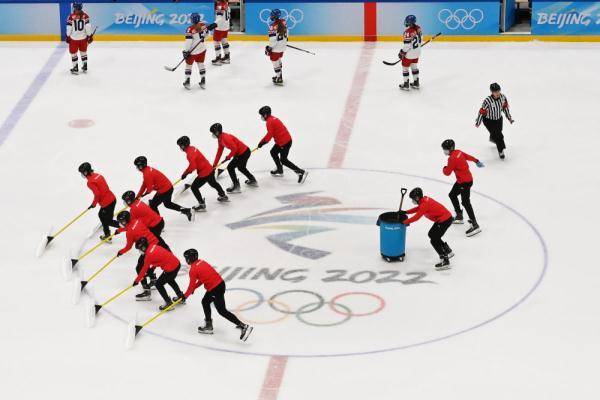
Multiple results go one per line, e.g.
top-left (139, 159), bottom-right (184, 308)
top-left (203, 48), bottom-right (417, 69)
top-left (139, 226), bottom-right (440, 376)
top-left (210, 123), bottom-right (257, 194)
top-left (78, 162), bottom-right (119, 241)
top-left (402, 188), bottom-right (454, 270)
top-left (121, 191), bottom-right (165, 238)
top-left (172, 248), bottom-right (253, 341)
top-left (133, 237), bottom-right (185, 311)
top-left (441, 139), bottom-right (483, 237)
top-left (116, 211), bottom-right (170, 301)
top-left (133, 156), bottom-right (193, 222)
top-left (176, 135), bottom-right (229, 212)
top-left (257, 105), bottom-right (307, 183)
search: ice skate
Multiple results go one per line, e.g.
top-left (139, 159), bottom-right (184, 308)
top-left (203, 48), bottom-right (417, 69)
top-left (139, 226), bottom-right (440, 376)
top-left (99, 234), bottom-right (112, 243)
top-left (198, 320), bottom-right (214, 334)
top-left (135, 289), bottom-right (151, 301)
top-left (245, 179), bottom-right (259, 187)
top-left (226, 182), bottom-right (241, 194)
top-left (443, 243), bottom-right (454, 259)
top-left (193, 202), bottom-right (207, 212)
top-left (82, 63), bottom-right (88, 73)
top-left (237, 323), bottom-right (253, 342)
top-left (466, 221), bottom-right (481, 237)
top-left (270, 169), bottom-right (284, 177)
top-left (297, 170), bottom-right (308, 184)
top-left (217, 195), bottom-right (230, 203)
top-left (435, 256), bottom-right (451, 270)
top-left (400, 81), bottom-right (410, 91)
top-left (181, 208), bottom-right (194, 222)
top-left (183, 78), bottom-right (191, 90)
top-left (159, 301), bottom-right (175, 311)
top-left (453, 212), bottom-right (464, 224)
top-left (221, 54), bottom-right (230, 64)
top-left (70, 64), bottom-right (79, 75)
top-left (199, 77), bottom-right (205, 89)
top-left (211, 55), bottom-right (222, 66)
top-left (410, 78), bottom-right (420, 89)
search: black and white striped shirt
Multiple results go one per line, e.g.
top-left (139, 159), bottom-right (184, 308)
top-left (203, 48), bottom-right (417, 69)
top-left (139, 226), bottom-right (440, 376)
top-left (476, 94), bottom-right (512, 125)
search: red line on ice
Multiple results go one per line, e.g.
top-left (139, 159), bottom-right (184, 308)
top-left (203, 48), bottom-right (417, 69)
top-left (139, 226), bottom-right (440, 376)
top-left (327, 43), bottom-right (375, 168)
top-left (258, 356), bottom-right (288, 400)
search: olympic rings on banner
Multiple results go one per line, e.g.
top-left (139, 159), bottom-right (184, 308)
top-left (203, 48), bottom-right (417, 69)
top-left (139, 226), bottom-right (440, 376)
top-left (229, 288), bottom-right (386, 327)
top-left (259, 8), bottom-right (304, 30)
top-left (438, 9), bottom-right (484, 30)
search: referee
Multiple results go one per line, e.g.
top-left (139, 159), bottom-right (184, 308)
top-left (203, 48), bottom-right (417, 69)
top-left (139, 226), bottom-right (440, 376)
top-left (475, 83), bottom-right (514, 159)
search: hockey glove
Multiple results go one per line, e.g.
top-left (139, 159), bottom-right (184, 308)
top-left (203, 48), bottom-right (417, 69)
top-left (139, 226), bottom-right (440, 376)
top-left (182, 50), bottom-right (191, 59)
top-left (265, 46), bottom-right (272, 56)
top-left (207, 23), bottom-right (218, 31)
top-left (87, 35), bottom-right (93, 44)
top-left (398, 50), bottom-right (406, 60)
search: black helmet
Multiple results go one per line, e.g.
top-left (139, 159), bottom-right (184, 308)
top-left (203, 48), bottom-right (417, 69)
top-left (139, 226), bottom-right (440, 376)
top-left (210, 123), bottom-right (223, 136)
top-left (78, 162), bottom-right (92, 176)
top-left (122, 190), bottom-right (136, 205)
top-left (441, 139), bottom-right (455, 151)
top-left (409, 187), bottom-right (423, 202)
top-left (490, 82), bottom-right (501, 92)
top-left (177, 135), bottom-right (190, 149)
top-left (117, 210), bottom-right (131, 224)
top-left (183, 248), bottom-right (199, 264)
top-left (135, 237), bottom-right (149, 252)
top-left (134, 156), bottom-right (147, 170)
top-left (258, 106), bottom-right (272, 119)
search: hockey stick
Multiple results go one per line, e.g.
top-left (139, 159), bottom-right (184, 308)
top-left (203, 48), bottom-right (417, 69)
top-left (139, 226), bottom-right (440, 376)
top-left (382, 32), bottom-right (442, 66)
top-left (37, 207), bottom-right (91, 257)
top-left (164, 40), bottom-right (204, 72)
top-left (126, 298), bottom-right (183, 348)
top-left (287, 44), bottom-right (316, 56)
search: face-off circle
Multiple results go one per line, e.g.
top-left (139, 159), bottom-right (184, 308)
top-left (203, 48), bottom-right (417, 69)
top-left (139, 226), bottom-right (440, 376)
top-left (90, 168), bottom-right (547, 358)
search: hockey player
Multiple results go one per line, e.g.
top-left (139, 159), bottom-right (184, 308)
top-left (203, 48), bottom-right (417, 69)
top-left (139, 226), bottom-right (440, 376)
top-left (133, 156), bottom-right (193, 221)
top-left (121, 191), bottom-right (165, 238)
top-left (116, 210), bottom-right (169, 301)
top-left (441, 140), bottom-right (484, 237)
top-left (78, 162), bottom-right (118, 241)
top-left (212, 0), bottom-right (231, 65)
top-left (399, 15), bottom-right (422, 91)
top-left (265, 9), bottom-right (288, 85)
top-left (183, 13), bottom-right (217, 90)
top-left (177, 135), bottom-right (229, 211)
top-left (475, 82), bottom-right (514, 159)
top-left (402, 188), bottom-right (454, 270)
top-left (66, 2), bottom-right (94, 74)
top-left (257, 106), bottom-right (307, 183)
top-left (172, 248), bottom-right (253, 341)
top-left (210, 123), bottom-right (258, 193)
top-left (133, 237), bottom-right (185, 311)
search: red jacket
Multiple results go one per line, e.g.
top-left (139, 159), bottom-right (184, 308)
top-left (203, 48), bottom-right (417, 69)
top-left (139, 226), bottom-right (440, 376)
top-left (184, 259), bottom-right (223, 297)
top-left (403, 196), bottom-right (452, 225)
top-left (213, 132), bottom-right (249, 167)
top-left (137, 166), bottom-right (172, 198)
top-left (442, 150), bottom-right (479, 184)
top-left (129, 199), bottom-right (162, 229)
top-left (261, 116), bottom-right (292, 147)
top-left (184, 145), bottom-right (213, 178)
top-left (135, 244), bottom-right (180, 284)
top-left (117, 219), bottom-right (159, 255)
top-left (86, 172), bottom-right (115, 208)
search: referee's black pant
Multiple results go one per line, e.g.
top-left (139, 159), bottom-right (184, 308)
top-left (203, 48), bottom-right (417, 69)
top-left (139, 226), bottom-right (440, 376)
top-left (483, 117), bottom-right (506, 152)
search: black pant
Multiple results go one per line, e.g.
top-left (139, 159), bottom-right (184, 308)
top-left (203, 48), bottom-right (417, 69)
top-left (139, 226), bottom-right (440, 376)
top-left (227, 148), bottom-right (255, 184)
top-left (99, 200), bottom-right (119, 236)
top-left (191, 171), bottom-right (226, 203)
top-left (270, 140), bottom-right (303, 173)
top-left (483, 117), bottom-right (506, 152)
top-left (428, 217), bottom-right (453, 256)
top-left (149, 188), bottom-right (183, 214)
top-left (449, 181), bottom-right (476, 223)
top-left (149, 219), bottom-right (165, 238)
top-left (202, 281), bottom-right (243, 326)
top-left (155, 264), bottom-right (184, 303)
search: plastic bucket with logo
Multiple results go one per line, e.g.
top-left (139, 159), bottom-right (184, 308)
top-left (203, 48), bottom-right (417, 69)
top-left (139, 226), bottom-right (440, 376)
top-left (376, 212), bottom-right (407, 262)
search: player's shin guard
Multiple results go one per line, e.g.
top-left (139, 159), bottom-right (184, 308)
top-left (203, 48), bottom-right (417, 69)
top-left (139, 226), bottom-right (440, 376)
top-left (402, 67), bottom-right (410, 83)
top-left (71, 54), bottom-right (78, 68)
top-left (411, 67), bottom-right (419, 80)
top-left (214, 43), bottom-right (222, 55)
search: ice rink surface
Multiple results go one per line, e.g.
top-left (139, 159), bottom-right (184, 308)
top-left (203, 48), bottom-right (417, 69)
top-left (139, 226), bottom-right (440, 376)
top-left (1, 41), bottom-right (599, 399)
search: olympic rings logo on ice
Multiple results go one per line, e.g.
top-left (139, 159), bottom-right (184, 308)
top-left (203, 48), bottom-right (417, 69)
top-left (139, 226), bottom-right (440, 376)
top-left (259, 8), bottom-right (304, 30)
top-left (230, 288), bottom-right (386, 327)
top-left (438, 9), bottom-right (484, 30)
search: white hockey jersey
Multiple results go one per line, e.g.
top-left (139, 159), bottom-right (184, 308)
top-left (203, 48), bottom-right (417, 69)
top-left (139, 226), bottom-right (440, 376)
top-left (268, 19), bottom-right (288, 53)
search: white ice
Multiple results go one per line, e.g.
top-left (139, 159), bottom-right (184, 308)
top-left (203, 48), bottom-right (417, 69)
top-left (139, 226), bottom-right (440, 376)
top-left (1, 40), bottom-right (599, 400)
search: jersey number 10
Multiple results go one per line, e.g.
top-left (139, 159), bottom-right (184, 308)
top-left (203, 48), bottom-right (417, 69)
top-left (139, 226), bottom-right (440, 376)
top-left (73, 19), bottom-right (85, 32)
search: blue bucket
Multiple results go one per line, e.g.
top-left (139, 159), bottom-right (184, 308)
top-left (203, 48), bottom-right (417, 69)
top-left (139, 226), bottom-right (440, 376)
top-left (376, 212), bottom-right (407, 262)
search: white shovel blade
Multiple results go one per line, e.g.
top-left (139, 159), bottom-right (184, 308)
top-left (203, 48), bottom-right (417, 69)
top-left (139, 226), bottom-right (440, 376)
top-left (36, 226), bottom-right (53, 258)
top-left (62, 256), bottom-right (74, 282)
top-left (72, 281), bottom-right (82, 305)
top-left (125, 323), bottom-right (138, 350)
top-left (84, 298), bottom-right (96, 328)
